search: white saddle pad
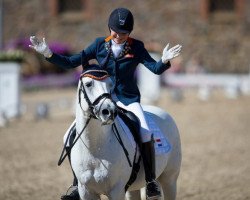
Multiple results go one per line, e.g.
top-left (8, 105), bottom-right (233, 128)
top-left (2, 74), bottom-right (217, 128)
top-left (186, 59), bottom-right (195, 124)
top-left (117, 112), bottom-right (171, 155)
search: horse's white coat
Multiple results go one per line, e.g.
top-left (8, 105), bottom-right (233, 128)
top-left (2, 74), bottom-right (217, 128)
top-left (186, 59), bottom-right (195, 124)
top-left (71, 76), bottom-right (182, 200)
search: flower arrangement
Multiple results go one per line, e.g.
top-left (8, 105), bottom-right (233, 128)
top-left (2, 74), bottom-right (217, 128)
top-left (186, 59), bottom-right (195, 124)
top-left (0, 50), bottom-right (25, 62)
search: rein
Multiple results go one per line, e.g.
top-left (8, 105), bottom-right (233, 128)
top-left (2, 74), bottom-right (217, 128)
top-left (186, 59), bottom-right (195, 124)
top-left (112, 123), bottom-right (132, 167)
top-left (59, 78), bottom-right (112, 165)
top-left (58, 74), bottom-right (140, 191)
top-left (59, 76), bottom-right (134, 173)
top-left (58, 116), bottom-right (92, 166)
top-left (78, 79), bottom-right (134, 169)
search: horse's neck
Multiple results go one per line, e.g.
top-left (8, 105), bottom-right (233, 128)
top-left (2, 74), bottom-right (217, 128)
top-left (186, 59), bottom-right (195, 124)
top-left (76, 115), bottom-right (113, 151)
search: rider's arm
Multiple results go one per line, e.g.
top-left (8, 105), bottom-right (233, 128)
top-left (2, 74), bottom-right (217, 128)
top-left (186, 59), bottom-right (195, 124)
top-left (138, 42), bottom-right (171, 75)
top-left (46, 53), bottom-right (82, 69)
top-left (46, 39), bottom-right (98, 69)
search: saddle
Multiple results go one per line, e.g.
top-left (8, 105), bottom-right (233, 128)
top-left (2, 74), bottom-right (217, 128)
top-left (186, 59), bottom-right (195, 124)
top-left (116, 106), bottom-right (141, 145)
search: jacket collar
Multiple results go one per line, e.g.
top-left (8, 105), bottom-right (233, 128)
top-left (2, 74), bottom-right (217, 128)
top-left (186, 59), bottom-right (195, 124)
top-left (105, 35), bottom-right (133, 45)
top-left (104, 36), bottom-right (133, 59)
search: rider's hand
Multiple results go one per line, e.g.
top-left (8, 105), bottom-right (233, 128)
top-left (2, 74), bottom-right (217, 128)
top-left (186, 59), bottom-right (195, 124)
top-left (161, 43), bottom-right (182, 63)
top-left (29, 36), bottom-right (53, 58)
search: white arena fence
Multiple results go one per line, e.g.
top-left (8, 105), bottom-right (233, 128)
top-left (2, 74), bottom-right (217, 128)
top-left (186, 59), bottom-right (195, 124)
top-left (164, 73), bottom-right (250, 95)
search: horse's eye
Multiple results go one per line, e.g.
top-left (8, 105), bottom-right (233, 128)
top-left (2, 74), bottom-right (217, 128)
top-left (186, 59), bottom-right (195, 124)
top-left (85, 81), bottom-right (93, 88)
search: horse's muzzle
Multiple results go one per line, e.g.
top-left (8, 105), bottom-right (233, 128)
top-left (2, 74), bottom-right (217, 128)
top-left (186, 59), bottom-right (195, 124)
top-left (100, 107), bottom-right (117, 125)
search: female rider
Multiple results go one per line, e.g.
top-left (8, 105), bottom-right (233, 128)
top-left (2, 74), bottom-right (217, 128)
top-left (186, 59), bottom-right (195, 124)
top-left (30, 7), bottom-right (182, 200)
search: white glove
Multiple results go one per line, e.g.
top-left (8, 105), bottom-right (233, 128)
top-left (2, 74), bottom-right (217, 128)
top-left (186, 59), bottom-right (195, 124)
top-left (161, 43), bottom-right (182, 63)
top-left (29, 36), bottom-right (53, 58)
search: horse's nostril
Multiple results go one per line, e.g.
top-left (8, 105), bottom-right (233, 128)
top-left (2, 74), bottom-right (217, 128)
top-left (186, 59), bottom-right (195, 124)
top-left (102, 109), bottom-right (110, 116)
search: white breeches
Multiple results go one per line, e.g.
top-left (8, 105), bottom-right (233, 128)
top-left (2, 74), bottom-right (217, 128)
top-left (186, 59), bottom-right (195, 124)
top-left (112, 94), bottom-right (152, 143)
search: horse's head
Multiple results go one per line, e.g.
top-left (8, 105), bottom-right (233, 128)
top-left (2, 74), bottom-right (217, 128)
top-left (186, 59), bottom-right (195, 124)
top-left (78, 65), bottom-right (117, 125)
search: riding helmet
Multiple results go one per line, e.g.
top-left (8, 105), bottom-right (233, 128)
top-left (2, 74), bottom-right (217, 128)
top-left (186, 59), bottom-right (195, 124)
top-left (108, 8), bottom-right (134, 33)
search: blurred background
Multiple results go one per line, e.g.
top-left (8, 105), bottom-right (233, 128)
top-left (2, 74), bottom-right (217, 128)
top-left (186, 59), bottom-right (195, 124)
top-left (0, 0), bottom-right (250, 200)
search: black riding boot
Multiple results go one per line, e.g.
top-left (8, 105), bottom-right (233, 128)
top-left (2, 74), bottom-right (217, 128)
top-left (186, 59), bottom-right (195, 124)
top-left (141, 140), bottom-right (161, 200)
top-left (61, 147), bottom-right (80, 200)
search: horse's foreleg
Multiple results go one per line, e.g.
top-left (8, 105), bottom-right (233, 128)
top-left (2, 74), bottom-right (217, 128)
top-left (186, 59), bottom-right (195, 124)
top-left (158, 170), bottom-right (179, 200)
top-left (108, 181), bottom-right (126, 200)
top-left (125, 190), bottom-right (141, 200)
top-left (78, 184), bottom-right (100, 200)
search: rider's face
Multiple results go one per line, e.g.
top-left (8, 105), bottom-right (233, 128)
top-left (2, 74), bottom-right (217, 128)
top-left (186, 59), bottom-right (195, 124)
top-left (110, 29), bottom-right (129, 44)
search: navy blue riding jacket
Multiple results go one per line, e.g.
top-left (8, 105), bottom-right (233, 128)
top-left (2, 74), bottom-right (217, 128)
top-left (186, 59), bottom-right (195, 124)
top-left (47, 36), bottom-right (171, 105)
